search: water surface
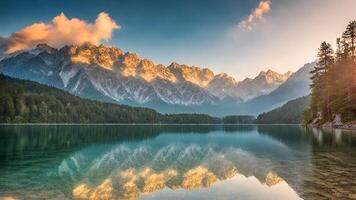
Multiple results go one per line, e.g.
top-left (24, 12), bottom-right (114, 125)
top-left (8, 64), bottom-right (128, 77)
top-left (0, 125), bottom-right (356, 200)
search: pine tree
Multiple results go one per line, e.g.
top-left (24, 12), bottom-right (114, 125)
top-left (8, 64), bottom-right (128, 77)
top-left (0, 75), bottom-right (5, 93)
top-left (317, 42), bottom-right (334, 71)
top-left (343, 20), bottom-right (356, 59)
top-left (2, 94), bottom-right (15, 122)
top-left (310, 42), bottom-right (334, 120)
top-left (341, 39), bottom-right (351, 60)
top-left (341, 22), bottom-right (356, 119)
top-left (336, 38), bottom-right (342, 62)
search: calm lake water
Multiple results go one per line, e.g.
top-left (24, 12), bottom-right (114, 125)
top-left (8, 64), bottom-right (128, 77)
top-left (0, 125), bottom-right (356, 200)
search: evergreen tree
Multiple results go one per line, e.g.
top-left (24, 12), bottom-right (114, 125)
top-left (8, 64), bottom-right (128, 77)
top-left (341, 39), bottom-right (351, 60)
top-left (316, 42), bottom-right (334, 70)
top-left (336, 38), bottom-right (342, 62)
top-left (2, 94), bottom-right (15, 122)
top-left (0, 75), bottom-right (6, 92)
top-left (305, 20), bottom-right (356, 124)
top-left (341, 22), bottom-right (356, 119)
top-left (310, 42), bottom-right (334, 120)
top-left (343, 20), bottom-right (356, 59)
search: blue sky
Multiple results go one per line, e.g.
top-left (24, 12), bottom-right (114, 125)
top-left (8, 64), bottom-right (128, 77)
top-left (0, 0), bottom-right (355, 80)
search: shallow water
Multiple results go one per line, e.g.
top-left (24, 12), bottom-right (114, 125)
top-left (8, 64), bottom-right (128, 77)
top-left (0, 125), bottom-right (355, 200)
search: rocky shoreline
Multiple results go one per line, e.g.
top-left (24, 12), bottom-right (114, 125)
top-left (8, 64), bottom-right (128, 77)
top-left (308, 122), bottom-right (356, 130)
top-left (308, 113), bottom-right (356, 130)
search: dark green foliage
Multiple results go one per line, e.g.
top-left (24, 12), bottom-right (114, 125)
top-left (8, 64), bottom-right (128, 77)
top-left (0, 75), bottom-right (161, 123)
top-left (164, 113), bottom-right (221, 124)
top-left (222, 115), bottom-right (255, 124)
top-left (343, 20), bottom-right (356, 58)
top-left (304, 20), bottom-right (356, 124)
top-left (0, 74), bottom-right (253, 124)
top-left (256, 96), bottom-right (310, 124)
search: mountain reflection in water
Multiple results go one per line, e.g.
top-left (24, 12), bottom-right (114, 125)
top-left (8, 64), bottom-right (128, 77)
top-left (64, 142), bottom-right (297, 200)
top-left (0, 125), bottom-right (356, 200)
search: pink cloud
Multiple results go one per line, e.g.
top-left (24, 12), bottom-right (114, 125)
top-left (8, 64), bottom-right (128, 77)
top-left (1, 12), bottom-right (119, 54)
top-left (239, 0), bottom-right (271, 31)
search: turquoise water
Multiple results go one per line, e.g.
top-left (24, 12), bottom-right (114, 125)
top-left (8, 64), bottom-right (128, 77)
top-left (0, 125), bottom-right (356, 200)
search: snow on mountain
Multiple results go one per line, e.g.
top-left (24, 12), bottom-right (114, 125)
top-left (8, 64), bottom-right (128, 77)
top-left (70, 43), bottom-right (123, 70)
top-left (167, 62), bottom-right (215, 87)
top-left (235, 69), bottom-right (293, 101)
top-left (207, 73), bottom-right (238, 100)
top-left (0, 43), bottom-right (221, 107)
top-left (0, 43), bottom-right (297, 114)
top-left (237, 62), bottom-right (315, 115)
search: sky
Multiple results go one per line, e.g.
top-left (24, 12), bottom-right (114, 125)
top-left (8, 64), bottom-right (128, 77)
top-left (0, 0), bottom-right (355, 80)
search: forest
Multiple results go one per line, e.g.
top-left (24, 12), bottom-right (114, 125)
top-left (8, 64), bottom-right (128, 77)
top-left (0, 74), bottom-right (255, 124)
top-left (304, 21), bottom-right (356, 124)
top-left (257, 96), bottom-right (309, 124)
top-left (0, 74), bottom-right (222, 123)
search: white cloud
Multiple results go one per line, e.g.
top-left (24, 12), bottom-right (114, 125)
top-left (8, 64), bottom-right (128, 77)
top-left (238, 0), bottom-right (271, 31)
top-left (0, 12), bottom-right (119, 54)
top-left (228, 0), bottom-right (356, 79)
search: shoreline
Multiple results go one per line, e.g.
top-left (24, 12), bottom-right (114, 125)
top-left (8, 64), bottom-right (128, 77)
top-left (0, 123), bottom-right (301, 126)
top-left (308, 123), bottom-right (356, 131)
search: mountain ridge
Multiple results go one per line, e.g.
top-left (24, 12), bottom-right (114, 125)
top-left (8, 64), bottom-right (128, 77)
top-left (236, 62), bottom-right (315, 115)
top-left (235, 69), bottom-right (293, 101)
top-left (0, 43), bottom-right (306, 115)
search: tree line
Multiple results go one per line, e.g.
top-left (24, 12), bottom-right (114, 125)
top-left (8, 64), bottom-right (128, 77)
top-left (257, 96), bottom-right (309, 124)
top-left (0, 74), bottom-right (256, 124)
top-left (304, 21), bottom-right (356, 124)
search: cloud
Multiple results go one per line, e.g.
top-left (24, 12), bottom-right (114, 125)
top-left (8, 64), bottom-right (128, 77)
top-left (238, 0), bottom-right (271, 31)
top-left (0, 12), bottom-right (119, 54)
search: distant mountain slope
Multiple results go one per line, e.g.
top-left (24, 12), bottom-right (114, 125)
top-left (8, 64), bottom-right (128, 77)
top-left (256, 96), bottom-right (310, 124)
top-left (0, 43), bottom-right (292, 115)
top-left (235, 70), bottom-right (292, 101)
top-left (237, 62), bottom-right (315, 115)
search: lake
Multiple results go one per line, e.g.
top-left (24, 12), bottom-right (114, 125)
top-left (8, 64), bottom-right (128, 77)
top-left (0, 125), bottom-right (356, 200)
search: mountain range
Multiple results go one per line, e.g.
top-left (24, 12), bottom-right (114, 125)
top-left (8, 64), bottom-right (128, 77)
top-left (0, 43), bottom-right (314, 116)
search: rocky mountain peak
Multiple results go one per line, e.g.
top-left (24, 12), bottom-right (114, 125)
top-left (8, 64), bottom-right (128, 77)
top-left (256, 69), bottom-right (292, 84)
top-left (207, 73), bottom-right (238, 99)
top-left (116, 52), bottom-right (141, 77)
top-left (136, 59), bottom-right (177, 82)
top-left (284, 71), bottom-right (293, 77)
top-left (120, 52), bottom-right (140, 67)
top-left (67, 43), bottom-right (123, 70)
top-left (36, 43), bottom-right (55, 52)
top-left (214, 73), bottom-right (237, 85)
top-left (235, 69), bottom-right (294, 101)
top-left (28, 43), bottom-right (56, 56)
top-left (258, 69), bottom-right (277, 77)
top-left (168, 62), bottom-right (214, 87)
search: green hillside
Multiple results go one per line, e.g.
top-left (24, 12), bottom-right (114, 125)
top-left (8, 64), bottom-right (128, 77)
top-left (0, 74), bottom-right (221, 124)
top-left (256, 96), bottom-right (310, 124)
